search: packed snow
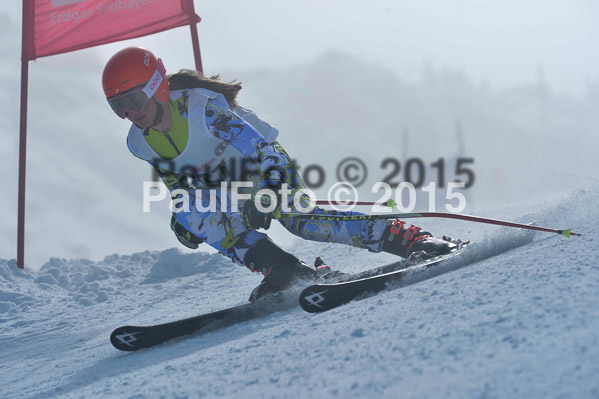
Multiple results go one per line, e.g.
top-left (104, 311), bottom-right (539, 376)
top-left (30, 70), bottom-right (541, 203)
top-left (1, 186), bottom-right (597, 398)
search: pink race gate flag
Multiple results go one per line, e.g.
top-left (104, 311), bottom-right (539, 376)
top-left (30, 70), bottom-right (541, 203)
top-left (23, 0), bottom-right (200, 60)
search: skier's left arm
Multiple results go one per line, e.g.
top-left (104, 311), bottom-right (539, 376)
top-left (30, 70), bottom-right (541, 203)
top-left (205, 99), bottom-right (291, 193)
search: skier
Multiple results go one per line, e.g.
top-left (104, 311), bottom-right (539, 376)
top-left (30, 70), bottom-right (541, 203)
top-left (102, 46), bottom-right (459, 301)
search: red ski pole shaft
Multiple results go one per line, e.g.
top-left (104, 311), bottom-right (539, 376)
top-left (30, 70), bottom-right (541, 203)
top-left (283, 204), bottom-right (581, 238)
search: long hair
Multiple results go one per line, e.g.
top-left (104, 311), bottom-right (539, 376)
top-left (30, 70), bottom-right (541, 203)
top-left (167, 69), bottom-right (242, 109)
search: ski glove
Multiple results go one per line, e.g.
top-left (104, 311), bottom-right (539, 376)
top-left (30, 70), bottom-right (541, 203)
top-left (170, 214), bottom-right (204, 249)
top-left (241, 199), bottom-right (274, 230)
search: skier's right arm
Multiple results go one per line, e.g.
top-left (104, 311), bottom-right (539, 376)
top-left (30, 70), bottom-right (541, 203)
top-left (153, 166), bottom-right (205, 249)
top-left (153, 166), bottom-right (191, 192)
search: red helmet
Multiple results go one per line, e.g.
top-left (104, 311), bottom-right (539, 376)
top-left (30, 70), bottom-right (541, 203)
top-left (102, 46), bottom-right (169, 118)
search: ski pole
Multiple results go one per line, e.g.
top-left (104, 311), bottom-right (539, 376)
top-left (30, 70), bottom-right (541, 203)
top-left (313, 199), bottom-right (396, 207)
top-left (279, 206), bottom-right (581, 238)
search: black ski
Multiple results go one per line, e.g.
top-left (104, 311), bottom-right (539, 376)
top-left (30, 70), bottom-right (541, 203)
top-left (110, 295), bottom-right (293, 351)
top-left (109, 257), bottom-right (419, 351)
top-left (110, 249), bottom-right (467, 350)
top-left (299, 250), bottom-right (464, 313)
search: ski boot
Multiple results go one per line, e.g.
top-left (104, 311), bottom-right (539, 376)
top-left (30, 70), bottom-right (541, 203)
top-left (244, 238), bottom-right (319, 302)
top-left (380, 219), bottom-right (460, 263)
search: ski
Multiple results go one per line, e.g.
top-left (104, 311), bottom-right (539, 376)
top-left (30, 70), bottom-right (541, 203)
top-left (109, 259), bottom-right (418, 351)
top-left (299, 250), bottom-right (465, 313)
top-left (110, 294), bottom-right (294, 351)
top-left (111, 247), bottom-right (468, 351)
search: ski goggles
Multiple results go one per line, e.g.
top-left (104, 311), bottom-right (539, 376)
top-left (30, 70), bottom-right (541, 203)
top-left (107, 59), bottom-right (166, 119)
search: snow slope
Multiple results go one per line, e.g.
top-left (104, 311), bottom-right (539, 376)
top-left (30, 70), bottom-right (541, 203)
top-left (1, 186), bottom-right (598, 399)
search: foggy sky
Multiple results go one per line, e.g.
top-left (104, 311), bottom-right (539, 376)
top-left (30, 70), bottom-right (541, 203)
top-left (90, 0), bottom-right (598, 96)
